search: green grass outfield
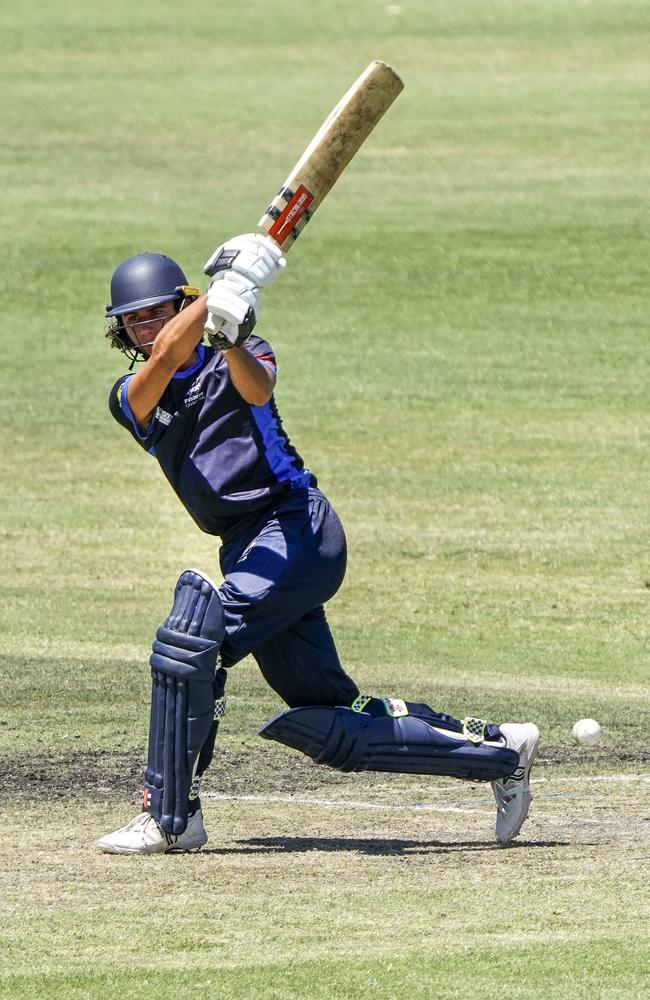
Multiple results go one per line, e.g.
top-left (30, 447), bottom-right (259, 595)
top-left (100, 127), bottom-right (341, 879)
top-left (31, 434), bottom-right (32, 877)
top-left (1, 0), bottom-right (649, 997)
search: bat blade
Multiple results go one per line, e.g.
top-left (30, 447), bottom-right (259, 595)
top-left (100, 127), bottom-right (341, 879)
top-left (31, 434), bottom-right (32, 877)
top-left (258, 60), bottom-right (403, 253)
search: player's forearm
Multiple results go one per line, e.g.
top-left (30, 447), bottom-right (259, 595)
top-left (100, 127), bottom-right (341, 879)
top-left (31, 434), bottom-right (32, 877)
top-left (150, 294), bottom-right (209, 372)
top-left (126, 295), bottom-right (209, 427)
top-left (223, 346), bottom-right (276, 406)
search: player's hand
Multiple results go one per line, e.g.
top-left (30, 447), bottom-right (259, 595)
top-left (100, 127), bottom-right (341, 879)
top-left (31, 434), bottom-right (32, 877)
top-left (204, 271), bottom-right (261, 350)
top-left (203, 233), bottom-right (286, 287)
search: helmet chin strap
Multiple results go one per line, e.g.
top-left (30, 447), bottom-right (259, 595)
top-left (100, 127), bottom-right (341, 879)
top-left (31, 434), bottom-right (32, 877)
top-left (127, 341), bottom-right (154, 370)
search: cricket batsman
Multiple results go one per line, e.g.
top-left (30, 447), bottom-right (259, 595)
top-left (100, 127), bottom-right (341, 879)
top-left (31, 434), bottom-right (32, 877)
top-left (96, 237), bottom-right (540, 854)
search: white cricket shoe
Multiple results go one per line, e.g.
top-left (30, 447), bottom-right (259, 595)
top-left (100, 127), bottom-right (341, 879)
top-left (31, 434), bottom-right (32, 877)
top-left (492, 723), bottom-right (540, 844)
top-left (96, 809), bottom-right (208, 855)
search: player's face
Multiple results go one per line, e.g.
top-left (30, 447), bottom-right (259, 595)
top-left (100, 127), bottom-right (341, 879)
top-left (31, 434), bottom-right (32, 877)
top-left (122, 301), bottom-right (177, 355)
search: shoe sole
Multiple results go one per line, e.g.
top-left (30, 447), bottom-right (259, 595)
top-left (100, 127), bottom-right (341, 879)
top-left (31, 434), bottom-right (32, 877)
top-left (495, 724), bottom-right (540, 844)
top-left (165, 836), bottom-right (208, 853)
top-left (96, 840), bottom-right (206, 855)
top-left (496, 786), bottom-right (533, 844)
top-left (96, 830), bottom-right (208, 855)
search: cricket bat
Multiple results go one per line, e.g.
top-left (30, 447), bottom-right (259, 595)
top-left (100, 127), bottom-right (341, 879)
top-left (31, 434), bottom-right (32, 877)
top-left (257, 60), bottom-right (404, 253)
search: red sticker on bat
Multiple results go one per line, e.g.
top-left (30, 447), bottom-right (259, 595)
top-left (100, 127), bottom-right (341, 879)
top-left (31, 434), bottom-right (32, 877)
top-left (268, 184), bottom-right (314, 243)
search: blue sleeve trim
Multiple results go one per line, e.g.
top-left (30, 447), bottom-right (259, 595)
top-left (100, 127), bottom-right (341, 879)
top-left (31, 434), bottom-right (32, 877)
top-left (250, 402), bottom-right (312, 488)
top-left (171, 343), bottom-right (206, 380)
top-left (120, 375), bottom-right (155, 443)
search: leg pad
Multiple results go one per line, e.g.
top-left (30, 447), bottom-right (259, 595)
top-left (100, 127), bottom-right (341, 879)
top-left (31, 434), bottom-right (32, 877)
top-left (144, 569), bottom-right (225, 835)
top-left (259, 705), bottom-right (518, 781)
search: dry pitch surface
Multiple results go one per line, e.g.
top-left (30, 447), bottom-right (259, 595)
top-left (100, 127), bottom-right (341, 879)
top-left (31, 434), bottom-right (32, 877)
top-left (3, 741), bottom-right (649, 852)
top-left (2, 749), bottom-right (648, 911)
top-left (1, 746), bottom-right (648, 999)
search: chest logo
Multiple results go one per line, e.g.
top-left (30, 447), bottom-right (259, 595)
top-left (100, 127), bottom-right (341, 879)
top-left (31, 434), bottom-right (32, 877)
top-left (184, 380), bottom-right (206, 408)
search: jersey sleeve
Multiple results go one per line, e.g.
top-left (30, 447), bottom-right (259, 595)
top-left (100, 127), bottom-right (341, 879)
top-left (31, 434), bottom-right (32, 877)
top-left (246, 334), bottom-right (277, 375)
top-left (108, 374), bottom-right (170, 451)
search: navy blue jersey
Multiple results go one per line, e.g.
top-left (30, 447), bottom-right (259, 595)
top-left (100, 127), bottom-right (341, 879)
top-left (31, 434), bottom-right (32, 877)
top-left (108, 336), bottom-right (316, 539)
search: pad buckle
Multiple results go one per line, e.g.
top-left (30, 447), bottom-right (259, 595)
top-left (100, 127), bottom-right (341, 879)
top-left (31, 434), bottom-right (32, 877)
top-left (351, 693), bottom-right (372, 713)
top-left (462, 716), bottom-right (487, 744)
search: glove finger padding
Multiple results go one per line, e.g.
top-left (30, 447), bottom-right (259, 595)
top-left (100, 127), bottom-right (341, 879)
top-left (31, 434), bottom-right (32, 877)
top-left (204, 233), bottom-right (286, 287)
top-left (205, 271), bottom-right (260, 349)
top-left (207, 273), bottom-right (260, 326)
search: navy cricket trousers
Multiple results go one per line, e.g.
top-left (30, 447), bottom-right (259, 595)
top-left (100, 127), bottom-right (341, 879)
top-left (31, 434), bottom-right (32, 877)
top-left (216, 487), bottom-right (359, 708)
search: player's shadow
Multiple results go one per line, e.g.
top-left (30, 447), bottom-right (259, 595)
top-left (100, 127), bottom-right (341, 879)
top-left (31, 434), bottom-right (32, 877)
top-left (203, 836), bottom-right (568, 856)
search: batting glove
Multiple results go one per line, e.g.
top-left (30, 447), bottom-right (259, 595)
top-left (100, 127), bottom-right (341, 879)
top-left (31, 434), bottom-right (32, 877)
top-left (204, 271), bottom-right (261, 350)
top-left (204, 233), bottom-right (286, 288)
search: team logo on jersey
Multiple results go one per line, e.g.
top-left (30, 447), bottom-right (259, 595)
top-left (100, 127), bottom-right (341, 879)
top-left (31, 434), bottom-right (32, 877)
top-left (184, 378), bottom-right (206, 408)
top-left (154, 406), bottom-right (173, 426)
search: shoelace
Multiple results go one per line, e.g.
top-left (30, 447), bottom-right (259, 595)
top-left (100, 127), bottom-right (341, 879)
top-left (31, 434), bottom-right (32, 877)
top-left (129, 812), bottom-right (154, 830)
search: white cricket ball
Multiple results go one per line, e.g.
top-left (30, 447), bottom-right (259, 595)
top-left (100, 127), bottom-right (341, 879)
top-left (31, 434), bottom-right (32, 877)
top-left (572, 718), bottom-right (602, 746)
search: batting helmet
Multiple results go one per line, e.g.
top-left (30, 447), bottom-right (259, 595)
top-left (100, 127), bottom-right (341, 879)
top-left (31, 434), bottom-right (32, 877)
top-left (105, 253), bottom-right (200, 364)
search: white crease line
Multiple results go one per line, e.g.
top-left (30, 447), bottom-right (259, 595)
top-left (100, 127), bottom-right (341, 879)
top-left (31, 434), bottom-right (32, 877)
top-left (206, 793), bottom-right (493, 816)
top-left (533, 774), bottom-right (650, 785)
top-left (212, 773), bottom-right (649, 803)
top-left (206, 771), bottom-right (650, 816)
